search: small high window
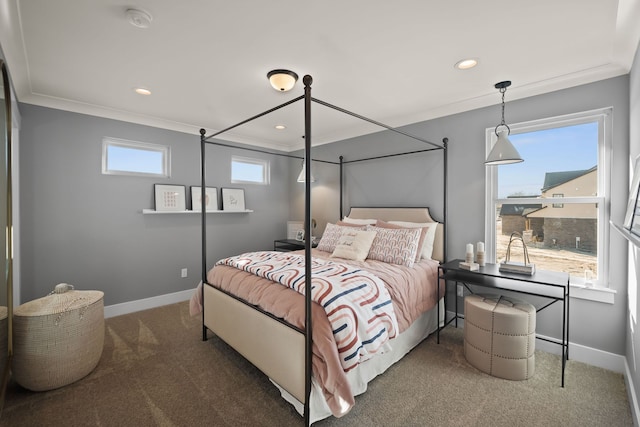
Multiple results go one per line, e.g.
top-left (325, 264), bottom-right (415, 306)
top-left (102, 137), bottom-right (170, 178)
top-left (231, 156), bottom-right (269, 185)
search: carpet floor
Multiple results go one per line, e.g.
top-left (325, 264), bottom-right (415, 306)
top-left (0, 301), bottom-right (633, 426)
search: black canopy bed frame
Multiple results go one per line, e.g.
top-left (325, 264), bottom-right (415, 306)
top-left (198, 75), bottom-right (448, 425)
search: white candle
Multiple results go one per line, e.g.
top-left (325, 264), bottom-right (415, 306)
top-left (477, 242), bottom-right (484, 253)
top-left (465, 243), bottom-right (474, 263)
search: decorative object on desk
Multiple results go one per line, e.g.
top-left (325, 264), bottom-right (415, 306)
top-left (476, 241), bottom-right (485, 266)
top-left (465, 243), bottom-right (474, 264)
top-left (459, 261), bottom-right (479, 271)
top-left (221, 188), bottom-right (245, 211)
top-left (295, 229), bottom-right (305, 241)
top-left (154, 184), bottom-right (186, 212)
top-left (190, 186), bottom-right (218, 211)
top-left (584, 269), bottom-right (594, 287)
top-left (499, 232), bottom-right (535, 275)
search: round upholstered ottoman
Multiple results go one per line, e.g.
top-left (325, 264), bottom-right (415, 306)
top-left (0, 306), bottom-right (7, 373)
top-left (464, 293), bottom-right (536, 380)
top-left (13, 284), bottom-right (104, 391)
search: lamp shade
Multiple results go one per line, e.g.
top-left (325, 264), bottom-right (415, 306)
top-left (485, 130), bottom-right (523, 165)
top-left (297, 163), bottom-right (316, 183)
top-left (267, 69), bottom-right (298, 92)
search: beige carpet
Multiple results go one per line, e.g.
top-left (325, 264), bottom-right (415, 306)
top-left (0, 301), bottom-right (633, 426)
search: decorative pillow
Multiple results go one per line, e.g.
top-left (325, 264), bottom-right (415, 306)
top-left (341, 216), bottom-right (377, 225)
top-left (376, 220), bottom-right (428, 262)
top-left (331, 230), bottom-right (377, 261)
top-left (388, 221), bottom-right (438, 260)
top-left (316, 223), bottom-right (365, 253)
top-left (365, 225), bottom-right (421, 267)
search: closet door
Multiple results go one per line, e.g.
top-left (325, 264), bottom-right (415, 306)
top-left (0, 58), bottom-right (13, 412)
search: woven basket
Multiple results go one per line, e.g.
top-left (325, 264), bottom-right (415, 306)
top-left (13, 284), bottom-right (104, 391)
top-left (0, 306), bottom-right (7, 374)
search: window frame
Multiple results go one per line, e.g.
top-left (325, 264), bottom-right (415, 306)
top-left (102, 137), bottom-right (170, 178)
top-left (484, 107), bottom-right (612, 289)
top-left (231, 155), bottom-right (270, 185)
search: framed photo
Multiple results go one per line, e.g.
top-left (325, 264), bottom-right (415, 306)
top-left (295, 229), bottom-right (305, 241)
top-left (191, 186), bottom-right (218, 211)
top-left (287, 221), bottom-right (304, 240)
top-left (221, 188), bottom-right (245, 211)
top-left (154, 184), bottom-right (186, 212)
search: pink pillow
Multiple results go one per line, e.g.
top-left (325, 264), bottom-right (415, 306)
top-left (365, 225), bottom-right (421, 267)
top-left (375, 220), bottom-right (427, 262)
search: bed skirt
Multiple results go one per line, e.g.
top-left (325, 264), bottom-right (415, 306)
top-left (274, 298), bottom-right (444, 424)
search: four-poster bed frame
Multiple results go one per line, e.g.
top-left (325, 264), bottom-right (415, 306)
top-left (198, 75), bottom-right (448, 425)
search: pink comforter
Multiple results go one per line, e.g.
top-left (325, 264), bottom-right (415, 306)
top-left (194, 249), bottom-right (442, 417)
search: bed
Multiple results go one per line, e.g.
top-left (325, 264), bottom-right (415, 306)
top-left (193, 76), bottom-right (448, 425)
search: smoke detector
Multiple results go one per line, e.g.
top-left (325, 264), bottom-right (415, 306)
top-left (126, 8), bottom-right (152, 29)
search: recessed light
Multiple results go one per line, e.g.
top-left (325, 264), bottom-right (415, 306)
top-left (454, 58), bottom-right (478, 70)
top-left (275, 125), bottom-right (286, 130)
top-left (135, 88), bottom-right (151, 96)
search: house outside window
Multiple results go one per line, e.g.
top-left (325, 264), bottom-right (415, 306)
top-left (484, 108), bottom-right (611, 288)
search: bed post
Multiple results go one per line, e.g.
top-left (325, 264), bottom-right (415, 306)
top-left (339, 155), bottom-right (344, 219)
top-left (442, 137), bottom-right (448, 261)
top-left (303, 74), bottom-right (313, 427)
top-left (200, 128), bottom-right (208, 342)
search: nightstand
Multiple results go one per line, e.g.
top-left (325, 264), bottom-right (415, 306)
top-left (273, 239), bottom-right (316, 252)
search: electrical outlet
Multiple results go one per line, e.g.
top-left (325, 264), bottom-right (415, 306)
top-left (457, 284), bottom-right (464, 297)
top-left (181, 268), bottom-right (188, 278)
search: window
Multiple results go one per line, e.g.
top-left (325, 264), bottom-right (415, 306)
top-left (231, 156), bottom-right (269, 185)
top-left (485, 108), bottom-right (611, 288)
top-left (102, 137), bottom-right (169, 177)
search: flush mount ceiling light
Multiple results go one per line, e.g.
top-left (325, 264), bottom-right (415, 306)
top-left (454, 58), bottom-right (478, 70)
top-left (126, 8), bottom-right (152, 29)
top-left (275, 124), bottom-right (286, 130)
top-left (267, 69), bottom-right (299, 92)
top-left (485, 80), bottom-right (523, 165)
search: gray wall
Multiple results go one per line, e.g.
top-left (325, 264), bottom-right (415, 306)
top-left (627, 38), bottom-right (640, 421)
top-left (297, 75), bottom-right (630, 356)
top-left (19, 104), bottom-right (292, 306)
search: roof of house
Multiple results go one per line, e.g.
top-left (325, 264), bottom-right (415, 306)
top-left (541, 166), bottom-right (597, 192)
top-left (500, 203), bottom-right (543, 216)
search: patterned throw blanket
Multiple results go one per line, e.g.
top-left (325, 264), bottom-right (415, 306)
top-left (216, 251), bottom-right (399, 372)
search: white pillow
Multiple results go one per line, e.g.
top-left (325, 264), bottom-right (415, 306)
top-left (317, 223), bottom-right (366, 253)
top-left (331, 230), bottom-right (377, 261)
top-left (388, 221), bottom-right (438, 260)
top-left (341, 216), bottom-right (377, 225)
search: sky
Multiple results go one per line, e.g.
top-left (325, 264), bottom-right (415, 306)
top-left (497, 121), bottom-right (598, 198)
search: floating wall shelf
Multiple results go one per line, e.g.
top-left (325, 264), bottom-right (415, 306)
top-left (142, 209), bottom-right (253, 215)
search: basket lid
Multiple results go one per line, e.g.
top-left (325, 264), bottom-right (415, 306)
top-left (14, 284), bottom-right (103, 317)
top-left (0, 306), bottom-right (7, 320)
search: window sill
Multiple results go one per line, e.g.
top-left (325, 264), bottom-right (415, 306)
top-left (570, 283), bottom-right (615, 304)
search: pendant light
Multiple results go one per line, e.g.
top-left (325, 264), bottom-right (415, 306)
top-left (485, 81), bottom-right (523, 165)
top-left (297, 161), bottom-right (316, 183)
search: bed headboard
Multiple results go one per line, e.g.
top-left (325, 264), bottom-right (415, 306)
top-left (347, 207), bottom-right (445, 263)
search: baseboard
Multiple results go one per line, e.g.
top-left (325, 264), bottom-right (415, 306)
top-left (445, 310), bottom-right (626, 374)
top-left (624, 358), bottom-right (640, 427)
top-left (104, 288), bottom-right (194, 318)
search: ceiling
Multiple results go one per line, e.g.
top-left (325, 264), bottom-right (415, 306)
top-left (1, 0), bottom-right (639, 151)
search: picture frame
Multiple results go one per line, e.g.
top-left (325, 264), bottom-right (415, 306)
top-left (154, 184), bottom-right (186, 212)
top-left (190, 186), bottom-right (218, 211)
top-left (287, 221), bottom-right (304, 240)
top-left (296, 229), bottom-right (305, 241)
top-left (221, 188), bottom-right (246, 211)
